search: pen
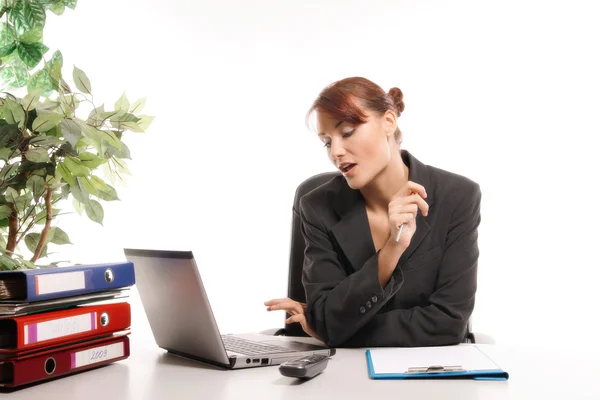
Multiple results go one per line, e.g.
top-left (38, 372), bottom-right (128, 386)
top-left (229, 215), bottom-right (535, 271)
top-left (395, 224), bottom-right (404, 242)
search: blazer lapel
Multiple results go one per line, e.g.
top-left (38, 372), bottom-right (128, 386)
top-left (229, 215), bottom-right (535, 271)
top-left (330, 183), bottom-right (376, 271)
top-left (329, 150), bottom-right (436, 271)
top-left (398, 150), bottom-right (435, 266)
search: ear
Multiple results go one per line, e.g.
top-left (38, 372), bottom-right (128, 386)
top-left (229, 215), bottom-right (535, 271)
top-left (383, 109), bottom-right (397, 138)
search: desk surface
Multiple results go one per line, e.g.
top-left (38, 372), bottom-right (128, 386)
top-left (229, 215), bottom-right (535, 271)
top-left (3, 332), bottom-right (600, 400)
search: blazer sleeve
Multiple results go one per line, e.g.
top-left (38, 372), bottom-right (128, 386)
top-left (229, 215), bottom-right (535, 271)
top-left (300, 198), bottom-right (403, 347)
top-left (342, 183), bottom-right (482, 347)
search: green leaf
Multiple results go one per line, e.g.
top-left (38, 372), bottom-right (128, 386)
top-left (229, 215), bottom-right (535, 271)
top-left (3, 97), bottom-right (25, 127)
top-left (0, 163), bottom-right (19, 183)
top-left (60, 118), bottom-right (81, 147)
top-left (28, 135), bottom-right (62, 146)
top-left (19, 26), bottom-right (43, 42)
top-left (0, 254), bottom-right (18, 270)
top-left (76, 120), bottom-right (121, 150)
top-left (34, 207), bottom-right (58, 225)
top-left (0, 147), bottom-right (12, 161)
top-left (22, 87), bottom-right (41, 111)
top-left (56, 161), bottom-right (74, 186)
top-left (0, 22), bottom-right (17, 46)
top-left (0, 205), bottom-right (10, 219)
top-left (77, 176), bottom-right (97, 196)
top-left (129, 97), bottom-right (146, 113)
top-left (50, 50), bottom-right (63, 68)
top-left (114, 92), bottom-right (129, 112)
top-left (97, 183), bottom-right (119, 201)
top-left (79, 151), bottom-right (106, 169)
top-left (89, 175), bottom-right (109, 192)
top-left (104, 140), bottom-right (130, 159)
top-left (32, 113), bottom-right (63, 132)
top-left (63, 157), bottom-right (89, 177)
top-left (49, 227), bottom-right (71, 244)
top-left (28, 69), bottom-right (54, 97)
top-left (23, 1), bottom-right (46, 29)
top-left (0, 42), bottom-right (16, 57)
top-left (69, 178), bottom-right (88, 203)
top-left (25, 232), bottom-right (47, 256)
top-left (64, 0), bottom-right (77, 9)
top-left (8, 9), bottom-right (28, 36)
top-left (0, 65), bottom-right (28, 88)
top-left (84, 199), bottom-right (103, 225)
top-left (17, 42), bottom-right (46, 68)
top-left (86, 104), bottom-right (105, 127)
top-left (26, 175), bottom-right (45, 197)
top-left (72, 197), bottom-right (84, 215)
top-left (137, 115), bottom-right (155, 131)
top-left (50, 1), bottom-right (65, 15)
top-left (72, 65), bottom-right (91, 94)
top-left (4, 187), bottom-right (18, 203)
top-left (25, 148), bottom-right (50, 163)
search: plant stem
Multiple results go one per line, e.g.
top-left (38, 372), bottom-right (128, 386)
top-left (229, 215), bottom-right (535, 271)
top-left (6, 203), bottom-right (18, 255)
top-left (31, 186), bottom-right (53, 263)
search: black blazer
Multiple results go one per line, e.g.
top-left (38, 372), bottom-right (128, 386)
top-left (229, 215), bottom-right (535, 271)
top-left (300, 150), bottom-right (481, 348)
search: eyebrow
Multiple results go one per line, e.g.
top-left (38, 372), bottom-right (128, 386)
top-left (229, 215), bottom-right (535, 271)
top-left (318, 120), bottom-right (344, 136)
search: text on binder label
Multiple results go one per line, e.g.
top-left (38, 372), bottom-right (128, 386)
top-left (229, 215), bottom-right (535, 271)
top-left (36, 271), bottom-right (86, 295)
top-left (71, 342), bottom-right (124, 368)
top-left (24, 312), bottom-right (97, 344)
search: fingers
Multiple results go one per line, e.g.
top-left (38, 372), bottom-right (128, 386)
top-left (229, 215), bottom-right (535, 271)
top-left (264, 298), bottom-right (290, 306)
top-left (394, 181), bottom-right (427, 199)
top-left (389, 195), bottom-right (429, 217)
top-left (266, 300), bottom-right (304, 315)
top-left (389, 213), bottom-right (415, 232)
top-left (285, 314), bottom-right (305, 324)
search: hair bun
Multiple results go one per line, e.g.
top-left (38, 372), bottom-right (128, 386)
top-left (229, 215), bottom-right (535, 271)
top-left (388, 87), bottom-right (405, 115)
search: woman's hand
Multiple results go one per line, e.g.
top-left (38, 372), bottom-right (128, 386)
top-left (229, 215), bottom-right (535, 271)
top-left (264, 298), bottom-right (320, 340)
top-left (388, 181), bottom-right (429, 249)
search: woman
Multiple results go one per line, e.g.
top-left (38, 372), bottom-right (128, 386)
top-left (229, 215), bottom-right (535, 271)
top-left (265, 77), bottom-right (481, 348)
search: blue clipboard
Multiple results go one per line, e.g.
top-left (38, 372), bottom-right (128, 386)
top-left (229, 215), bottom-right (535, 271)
top-left (365, 345), bottom-right (509, 381)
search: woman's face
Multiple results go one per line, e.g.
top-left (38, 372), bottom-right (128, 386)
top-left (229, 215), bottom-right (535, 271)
top-left (316, 107), bottom-right (397, 190)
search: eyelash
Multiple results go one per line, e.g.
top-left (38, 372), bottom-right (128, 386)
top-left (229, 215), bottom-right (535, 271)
top-left (323, 130), bottom-right (354, 148)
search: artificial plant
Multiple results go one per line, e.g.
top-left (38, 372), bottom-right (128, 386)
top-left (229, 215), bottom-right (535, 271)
top-left (0, 0), bottom-right (153, 270)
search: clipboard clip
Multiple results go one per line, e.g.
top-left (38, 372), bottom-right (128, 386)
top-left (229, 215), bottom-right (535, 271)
top-left (406, 365), bottom-right (466, 374)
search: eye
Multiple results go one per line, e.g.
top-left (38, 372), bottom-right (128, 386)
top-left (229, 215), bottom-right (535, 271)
top-left (342, 129), bottom-right (354, 138)
top-left (322, 142), bottom-right (331, 148)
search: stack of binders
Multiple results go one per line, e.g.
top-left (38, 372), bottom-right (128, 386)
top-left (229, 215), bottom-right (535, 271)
top-left (0, 261), bottom-right (135, 389)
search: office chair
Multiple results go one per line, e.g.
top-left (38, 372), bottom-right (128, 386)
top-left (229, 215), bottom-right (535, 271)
top-left (266, 171), bottom-right (493, 344)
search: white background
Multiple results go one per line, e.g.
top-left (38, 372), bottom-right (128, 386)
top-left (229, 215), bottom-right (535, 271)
top-left (37, 0), bottom-right (600, 346)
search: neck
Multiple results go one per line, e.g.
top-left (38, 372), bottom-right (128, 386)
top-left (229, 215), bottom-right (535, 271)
top-left (361, 150), bottom-right (408, 213)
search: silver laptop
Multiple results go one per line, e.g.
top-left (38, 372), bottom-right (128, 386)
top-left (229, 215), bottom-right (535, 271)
top-left (124, 248), bottom-right (335, 369)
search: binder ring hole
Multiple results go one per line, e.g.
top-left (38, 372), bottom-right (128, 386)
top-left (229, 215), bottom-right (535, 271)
top-left (45, 357), bottom-right (56, 375)
top-left (104, 268), bottom-right (114, 283)
top-left (100, 312), bottom-right (110, 327)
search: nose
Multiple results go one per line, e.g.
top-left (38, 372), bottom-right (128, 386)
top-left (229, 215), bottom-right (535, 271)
top-left (329, 137), bottom-right (346, 160)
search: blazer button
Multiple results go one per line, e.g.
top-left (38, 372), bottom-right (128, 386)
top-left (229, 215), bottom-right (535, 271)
top-left (371, 295), bottom-right (378, 303)
top-left (359, 306), bottom-right (366, 314)
top-left (366, 301), bottom-right (372, 308)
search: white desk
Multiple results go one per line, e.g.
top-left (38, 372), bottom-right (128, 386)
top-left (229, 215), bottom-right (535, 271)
top-left (4, 332), bottom-right (600, 399)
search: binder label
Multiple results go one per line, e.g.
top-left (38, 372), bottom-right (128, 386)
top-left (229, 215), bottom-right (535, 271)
top-left (24, 312), bottom-right (97, 344)
top-left (71, 342), bottom-right (125, 368)
top-left (35, 271), bottom-right (86, 295)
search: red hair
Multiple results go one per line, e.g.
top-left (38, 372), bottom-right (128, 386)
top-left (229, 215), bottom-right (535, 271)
top-left (307, 77), bottom-right (405, 144)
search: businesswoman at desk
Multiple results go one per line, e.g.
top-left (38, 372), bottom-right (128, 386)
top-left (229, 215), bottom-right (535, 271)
top-left (265, 77), bottom-right (481, 348)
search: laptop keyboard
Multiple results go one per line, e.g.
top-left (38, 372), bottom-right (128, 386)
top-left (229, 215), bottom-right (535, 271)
top-left (221, 335), bottom-right (291, 355)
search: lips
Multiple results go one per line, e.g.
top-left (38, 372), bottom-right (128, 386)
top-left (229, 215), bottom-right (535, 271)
top-left (339, 163), bottom-right (357, 175)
